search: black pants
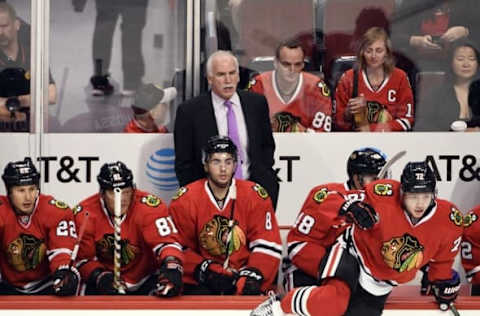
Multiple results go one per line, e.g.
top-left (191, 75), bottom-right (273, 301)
top-left (344, 285), bottom-right (390, 316)
top-left (93, 0), bottom-right (147, 90)
top-left (84, 274), bottom-right (157, 295)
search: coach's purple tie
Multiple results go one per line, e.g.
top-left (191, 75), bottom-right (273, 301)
top-left (224, 100), bottom-right (244, 179)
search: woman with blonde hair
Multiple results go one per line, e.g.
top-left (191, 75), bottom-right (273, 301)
top-left (334, 27), bottom-right (414, 132)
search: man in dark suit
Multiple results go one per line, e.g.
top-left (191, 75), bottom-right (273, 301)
top-left (174, 50), bottom-right (279, 209)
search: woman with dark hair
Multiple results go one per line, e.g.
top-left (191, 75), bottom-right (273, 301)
top-left (415, 40), bottom-right (480, 131)
top-left (334, 27), bottom-right (414, 132)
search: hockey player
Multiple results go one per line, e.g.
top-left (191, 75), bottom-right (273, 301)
top-left (0, 158), bottom-right (79, 295)
top-left (252, 161), bottom-right (463, 316)
top-left (74, 161), bottom-right (183, 296)
top-left (283, 147), bottom-right (387, 290)
top-left (248, 39), bottom-right (332, 132)
top-left (462, 204), bottom-right (480, 295)
top-left (168, 136), bottom-right (282, 295)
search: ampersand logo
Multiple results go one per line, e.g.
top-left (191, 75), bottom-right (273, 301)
top-left (57, 156), bottom-right (80, 183)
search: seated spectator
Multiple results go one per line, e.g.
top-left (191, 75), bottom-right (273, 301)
top-left (334, 27), bottom-right (414, 132)
top-left (415, 41), bottom-right (480, 131)
top-left (248, 39), bottom-right (332, 132)
top-left (0, 2), bottom-right (56, 132)
top-left (124, 84), bottom-right (177, 133)
top-left (462, 204), bottom-right (480, 295)
top-left (0, 158), bottom-right (78, 295)
top-left (169, 136), bottom-right (282, 295)
top-left (391, 0), bottom-right (476, 89)
top-left (74, 161), bottom-right (184, 296)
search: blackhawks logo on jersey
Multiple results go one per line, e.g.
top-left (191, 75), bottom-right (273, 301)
top-left (449, 208), bottom-right (463, 227)
top-left (7, 234), bottom-right (46, 272)
top-left (313, 188), bottom-right (328, 203)
top-left (49, 199), bottom-right (69, 210)
top-left (172, 187), bottom-right (188, 200)
top-left (199, 215), bottom-right (246, 257)
top-left (317, 81), bottom-right (330, 97)
top-left (95, 234), bottom-right (139, 267)
top-left (141, 194), bottom-right (161, 207)
top-left (381, 233), bottom-right (424, 273)
top-left (253, 183), bottom-right (269, 199)
top-left (374, 183), bottom-right (393, 196)
top-left (464, 212), bottom-right (478, 228)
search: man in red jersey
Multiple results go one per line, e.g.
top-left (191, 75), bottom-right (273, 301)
top-left (252, 161), bottom-right (463, 316)
top-left (283, 147), bottom-right (387, 291)
top-left (169, 136), bottom-right (282, 295)
top-left (462, 204), bottom-right (480, 295)
top-left (0, 158), bottom-right (79, 295)
top-left (74, 161), bottom-right (183, 296)
top-left (248, 39), bottom-right (332, 132)
top-left (123, 84), bottom-right (176, 133)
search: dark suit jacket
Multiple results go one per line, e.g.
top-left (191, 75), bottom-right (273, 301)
top-left (174, 90), bottom-right (279, 208)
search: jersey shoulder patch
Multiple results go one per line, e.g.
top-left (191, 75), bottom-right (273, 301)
top-left (49, 199), bottom-right (69, 210)
top-left (73, 205), bottom-right (83, 215)
top-left (464, 212), bottom-right (478, 228)
top-left (449, 207), bottom-right (463, 227)
top-left (313, 188), bottom-right (328, 203)
top-left (141, 194), bottom-right (162, 207)
top-left (373, 183), bottom-right (393, 196)
top-left (252, 183), bottom-right (269, 199)
top-left (317, 81), bottom-right (330, 97)
top-left (172, 187), bottom-right (188, 200)
top-left (247, 77), bottom-right (257, 90)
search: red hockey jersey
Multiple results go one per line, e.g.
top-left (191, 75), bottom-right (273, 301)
top-left (168, 179), bottom-right (282, 292)
top-left (462, 205), bottom-right (480, 285)
top-left (0, 194), bottom-right (77, 291)
top-left (346, 180), bottom-right (462, 284)
top-left (123, 119), bottom-right (168, 133)
top-left (335, 68), bottom-right (414, 131)
top-left (248, 71), bottom-right (332, 132)
top-left (287, 182), bottom-right (356, 278)
top-left (74, 190), bottom-right (183, 289)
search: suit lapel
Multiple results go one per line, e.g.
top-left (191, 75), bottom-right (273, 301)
top-left (204, 92), bottom-right (219, 135)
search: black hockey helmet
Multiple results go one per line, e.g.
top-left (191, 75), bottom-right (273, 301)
top-left (97, 161), bottom-right (134, 190)
top-left (2, 157), bottom-right (40, 190)
top-left (202, 135), bottom-right (238, 163)
top-left (401, 161), bottom-right (436, 193)
top-left (347, 147), bottom-right (387, 178)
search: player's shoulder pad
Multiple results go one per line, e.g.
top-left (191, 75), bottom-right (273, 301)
top-left (464, 211), bottom-right (478, 228)
top-left (449, 206), bottom-right (463, 227)
top-left (171, 186), bottom-right (188, 200)
top-left (48, 198), bottom-right (70, 210)
top-left (316, 80), bottom-right (330, 97)
top-left (252, 183), bottom-right (269, 199)
top-left (140, 194), bottom-right (162, 207)
top-left (312, 187), bottom-right (328, 204)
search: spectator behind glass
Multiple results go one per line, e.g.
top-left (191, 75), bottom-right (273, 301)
top-left (415, 41), bottom-right (480, 131)
top-left (0, 2), bottom-right (56, 132)
top-left (123, 83), bottom-right (177, 133)
top-left (334, 27), bottom-right (414, 132)
top-left (248, 39), bottom-right (332, 132)
top-left (391, 0), bottom-right (476, 88)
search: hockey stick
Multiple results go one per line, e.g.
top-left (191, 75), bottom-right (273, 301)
top-left (377, 150), bottom-right (407, 179)
top-left (113, 188), bottom-right (126, 294)
top-left (69, 211), bottom-right (89, 267)
top-left (223, 183), bottom-right (237, 270)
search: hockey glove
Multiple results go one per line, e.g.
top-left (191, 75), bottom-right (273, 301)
top-left (155, 256), bottom-right (183, 297)
top-left (339, 200), bottom-right (378, 230)
top-left (194, 259), bottom-right (236, 294)
top-left (88, 268), bottom-right (118, 295)
top-left (236, 267), bottom-right (264, 295)
top-left (430, 270), bottom-right (461, 310)
top-left (52, 265), bottom-right (80, 296)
